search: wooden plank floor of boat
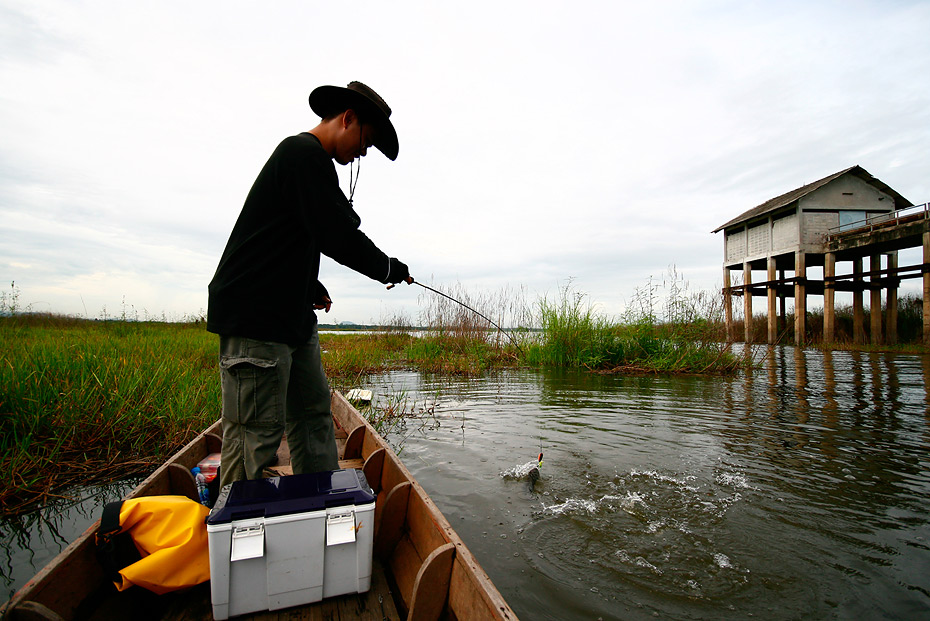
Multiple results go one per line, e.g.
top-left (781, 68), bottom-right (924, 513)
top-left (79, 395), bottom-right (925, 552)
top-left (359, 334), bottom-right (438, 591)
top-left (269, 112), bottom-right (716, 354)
top-left (148, 559), bottom-right (400, 620)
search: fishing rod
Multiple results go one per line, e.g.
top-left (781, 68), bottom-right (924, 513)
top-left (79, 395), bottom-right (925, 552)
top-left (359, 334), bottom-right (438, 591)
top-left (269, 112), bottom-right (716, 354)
top-left (388, 279), bottom-right (524, 355)
top-left (390, 279), bottom-right (543, 479)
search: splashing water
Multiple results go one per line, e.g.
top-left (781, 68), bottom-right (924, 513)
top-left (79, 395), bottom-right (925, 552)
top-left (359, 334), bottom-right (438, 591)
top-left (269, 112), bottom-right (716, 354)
top-left (366, 351), bottom-right (930, 620)
top-left (520, 464), bottom-right (754, 607)
top-left (541, 491), bottom-right (645, 517)
top-left (500, 460), bottom-right (540, 480)
top-left (715, 472), bottom-right (755, 490)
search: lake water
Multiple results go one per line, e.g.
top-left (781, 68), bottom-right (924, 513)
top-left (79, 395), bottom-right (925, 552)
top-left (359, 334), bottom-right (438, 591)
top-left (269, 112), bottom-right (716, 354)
top-left (366, 347), bottom-right (930, 620)
top-left (3, 347), bottom-right (929, 619)
top-left (1, 480), bottom-right (139, 601)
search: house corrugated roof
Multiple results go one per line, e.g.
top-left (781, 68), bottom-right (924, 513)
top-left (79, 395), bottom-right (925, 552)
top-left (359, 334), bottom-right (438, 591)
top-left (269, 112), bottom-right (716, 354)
top-left (711, 165), bottom-right (912, 233)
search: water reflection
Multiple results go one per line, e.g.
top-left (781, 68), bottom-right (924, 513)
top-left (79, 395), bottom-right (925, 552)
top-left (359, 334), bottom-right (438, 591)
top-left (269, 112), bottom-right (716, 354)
top-left (709, 347), bottom-right (930, 617)
top-left (381, 348), bottom-right (930, 620)
top-left (1, 480), bottom-right (139, 600)
top-left (924, 356), bottom-right (930, 412)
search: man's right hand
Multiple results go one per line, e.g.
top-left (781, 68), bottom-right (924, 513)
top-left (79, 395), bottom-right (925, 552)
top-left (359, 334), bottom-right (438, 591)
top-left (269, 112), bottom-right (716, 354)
top-left (386, 258), bottom-right (410, 284)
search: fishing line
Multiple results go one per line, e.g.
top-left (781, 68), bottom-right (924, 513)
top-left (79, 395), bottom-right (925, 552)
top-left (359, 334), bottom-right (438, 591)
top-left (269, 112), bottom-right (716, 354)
top-left (388, 279), bottom-right (524, 356)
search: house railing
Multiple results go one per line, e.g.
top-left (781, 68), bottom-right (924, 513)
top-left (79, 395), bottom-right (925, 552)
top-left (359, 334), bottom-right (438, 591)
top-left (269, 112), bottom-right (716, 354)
top-left (825, 201), bottom-right (929, 241)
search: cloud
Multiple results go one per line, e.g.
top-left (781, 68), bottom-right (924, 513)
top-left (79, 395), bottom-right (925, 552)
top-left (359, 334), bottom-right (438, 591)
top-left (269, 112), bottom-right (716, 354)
top-left (1, 0), bottom-right (928, 323)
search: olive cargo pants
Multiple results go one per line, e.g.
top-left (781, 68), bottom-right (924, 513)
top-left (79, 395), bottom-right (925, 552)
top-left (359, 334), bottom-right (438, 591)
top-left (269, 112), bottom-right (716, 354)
top-left (217, 328), bottom-right (339, 489)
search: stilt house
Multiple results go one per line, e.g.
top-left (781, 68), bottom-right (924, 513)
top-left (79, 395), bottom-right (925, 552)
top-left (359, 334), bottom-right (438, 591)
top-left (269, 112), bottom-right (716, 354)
top-left (712, 165), bottom-right (929, 344)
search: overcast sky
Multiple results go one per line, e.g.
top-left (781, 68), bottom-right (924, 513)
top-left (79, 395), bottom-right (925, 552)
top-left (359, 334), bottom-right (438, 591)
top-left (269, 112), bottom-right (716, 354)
top-left (2, 0), bottom-right (928, 325)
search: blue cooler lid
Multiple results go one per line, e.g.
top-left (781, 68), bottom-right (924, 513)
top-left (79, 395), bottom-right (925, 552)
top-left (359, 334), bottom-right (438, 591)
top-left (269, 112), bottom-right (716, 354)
top-left (207, 469), bottom-right (375, 525)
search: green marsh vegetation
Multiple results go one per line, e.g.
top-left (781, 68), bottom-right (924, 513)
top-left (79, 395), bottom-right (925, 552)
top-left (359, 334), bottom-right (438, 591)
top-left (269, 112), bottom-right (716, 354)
top-left (2, 274), bottom-right (737, 514)
top-left (523, 273), bottom-right (741, 373)
top-left (0, 315), bottom-right (220, 514)
top-left (736, 292), bottom-right (927, 351)
top-left (403, 281), bottom-right (530, 373)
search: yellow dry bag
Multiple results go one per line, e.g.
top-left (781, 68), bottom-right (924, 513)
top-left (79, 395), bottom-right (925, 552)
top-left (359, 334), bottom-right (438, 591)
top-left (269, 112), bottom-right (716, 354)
top-left (95, 495), bottom-right (210, 595)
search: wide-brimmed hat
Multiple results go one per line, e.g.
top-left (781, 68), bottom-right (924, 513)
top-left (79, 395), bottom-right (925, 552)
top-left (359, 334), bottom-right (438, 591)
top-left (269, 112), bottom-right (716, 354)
top-left (309, 81), bottom-right (399, 161)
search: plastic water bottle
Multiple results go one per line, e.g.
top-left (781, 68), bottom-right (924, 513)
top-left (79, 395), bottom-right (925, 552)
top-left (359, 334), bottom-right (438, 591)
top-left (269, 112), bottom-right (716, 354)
top-left (192, 466), bottom-right (210, 506)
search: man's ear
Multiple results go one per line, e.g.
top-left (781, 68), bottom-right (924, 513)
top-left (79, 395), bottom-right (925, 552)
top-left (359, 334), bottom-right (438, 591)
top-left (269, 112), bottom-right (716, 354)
top-left (341, 109), bottom-right (359, 129)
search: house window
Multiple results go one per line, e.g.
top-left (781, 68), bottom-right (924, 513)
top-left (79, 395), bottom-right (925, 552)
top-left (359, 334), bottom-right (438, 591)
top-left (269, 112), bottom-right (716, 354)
top-left (839, 210), bottom-right (866, 231)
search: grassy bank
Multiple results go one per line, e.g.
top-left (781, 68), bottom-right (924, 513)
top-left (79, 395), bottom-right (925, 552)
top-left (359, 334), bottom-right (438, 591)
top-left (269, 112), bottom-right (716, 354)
top-left (524, 279), bottom-right (741, 374)
top-left (0, 316), bottom-right (219, 513)
top-left (0, 316), bottom-right (521, 513)
top-left (1, 279), bottom-right (736, 513)
top-left (321, 329), bottom-right (521, 377)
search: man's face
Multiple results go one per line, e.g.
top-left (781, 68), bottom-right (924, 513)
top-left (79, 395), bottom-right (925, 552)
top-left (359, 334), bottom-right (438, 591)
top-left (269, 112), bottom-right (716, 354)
top-left (334, 113), bottom-right (376, 166)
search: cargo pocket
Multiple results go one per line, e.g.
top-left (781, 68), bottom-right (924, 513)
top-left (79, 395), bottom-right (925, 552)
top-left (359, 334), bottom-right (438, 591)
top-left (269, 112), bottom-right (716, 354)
top-left (220, 356), bottom-right (281, 427)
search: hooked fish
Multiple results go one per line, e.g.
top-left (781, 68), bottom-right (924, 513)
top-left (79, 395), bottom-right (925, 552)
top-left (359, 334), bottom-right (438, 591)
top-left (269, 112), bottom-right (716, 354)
top-left (526, 452), bottom-right (543, 491)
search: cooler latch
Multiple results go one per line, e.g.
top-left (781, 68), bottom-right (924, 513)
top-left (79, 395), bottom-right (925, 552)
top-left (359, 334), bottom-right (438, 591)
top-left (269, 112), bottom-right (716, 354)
top-left (326, 509), bottom-right (356, 546)
top-left (230, 522), bottom-right (265, 561)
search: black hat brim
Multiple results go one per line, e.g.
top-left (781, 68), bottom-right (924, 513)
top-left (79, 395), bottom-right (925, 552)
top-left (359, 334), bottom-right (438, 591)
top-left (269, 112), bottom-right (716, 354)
top-left (309, 85), bottom-right (399, 161)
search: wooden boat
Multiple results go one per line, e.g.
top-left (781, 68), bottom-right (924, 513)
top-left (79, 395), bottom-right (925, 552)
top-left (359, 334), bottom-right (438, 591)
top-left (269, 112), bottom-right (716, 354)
top-left (1, 391), bottom-right (518, 621)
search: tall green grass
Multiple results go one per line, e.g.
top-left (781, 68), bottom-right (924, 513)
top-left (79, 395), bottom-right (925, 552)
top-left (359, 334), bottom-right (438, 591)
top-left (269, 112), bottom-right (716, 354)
top-left (524, 276), bottom-right (740, 373)
top-left (404, 281), bottom-right (526, 373)
top-left (0, 316), bottom-right (220, 513)
top-left (322, 330), bottom-right (413, 378)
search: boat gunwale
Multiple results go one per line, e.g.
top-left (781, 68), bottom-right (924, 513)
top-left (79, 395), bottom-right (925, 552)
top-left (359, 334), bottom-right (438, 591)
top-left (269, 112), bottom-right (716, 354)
top-left (1, 391), bottom-right (518, 621)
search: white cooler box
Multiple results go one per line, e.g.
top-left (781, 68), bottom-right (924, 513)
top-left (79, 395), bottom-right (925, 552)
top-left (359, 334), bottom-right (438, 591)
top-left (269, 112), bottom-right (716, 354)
top-left (206, 469), bottom-right (376, 620)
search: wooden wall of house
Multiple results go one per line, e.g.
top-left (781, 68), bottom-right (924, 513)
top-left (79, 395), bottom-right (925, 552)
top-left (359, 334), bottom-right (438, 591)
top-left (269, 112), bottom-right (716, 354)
top-left (725, 228), bottom-right (746, 263)
top-left (724, 212), bottom-right (799, 265)
top-left (723, 174), bottom-right (897, 266)
top-left (801, 211), bottom-right (838, 249)
top-left (748, 222), bottom-right (769, 255)
top-left (772, 213), bottom-right (798, 252)
top-left (800, 174), bottom-right (893, 212)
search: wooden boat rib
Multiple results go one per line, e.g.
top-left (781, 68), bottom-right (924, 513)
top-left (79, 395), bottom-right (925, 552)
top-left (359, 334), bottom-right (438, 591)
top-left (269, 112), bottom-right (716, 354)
top-left (1, 391), bottom-right (518, 621)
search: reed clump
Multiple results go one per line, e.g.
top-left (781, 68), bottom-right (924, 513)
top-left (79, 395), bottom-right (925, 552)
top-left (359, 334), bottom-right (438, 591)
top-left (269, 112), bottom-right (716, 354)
top-left (345, 389), bottom-right (436, 439)
top-left (404, 281), bottom-right (527, 374)
top-left (404, 332), bottom-right (515, 374)
top-left (524, 274), bottom-right (740, 374)
top-left (0, 316), bottom-right (219, 514)
top-left (321, 330), bottom-right (414, 378)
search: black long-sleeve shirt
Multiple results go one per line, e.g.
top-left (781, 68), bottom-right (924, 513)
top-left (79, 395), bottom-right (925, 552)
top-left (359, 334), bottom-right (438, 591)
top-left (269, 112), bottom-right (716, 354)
top-left (207, 132), bottom-right (393, 344)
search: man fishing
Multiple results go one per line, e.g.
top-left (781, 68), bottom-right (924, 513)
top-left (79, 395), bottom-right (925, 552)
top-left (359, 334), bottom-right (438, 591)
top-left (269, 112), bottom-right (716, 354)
top-left (207, 81), bottom-right (413, 489)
